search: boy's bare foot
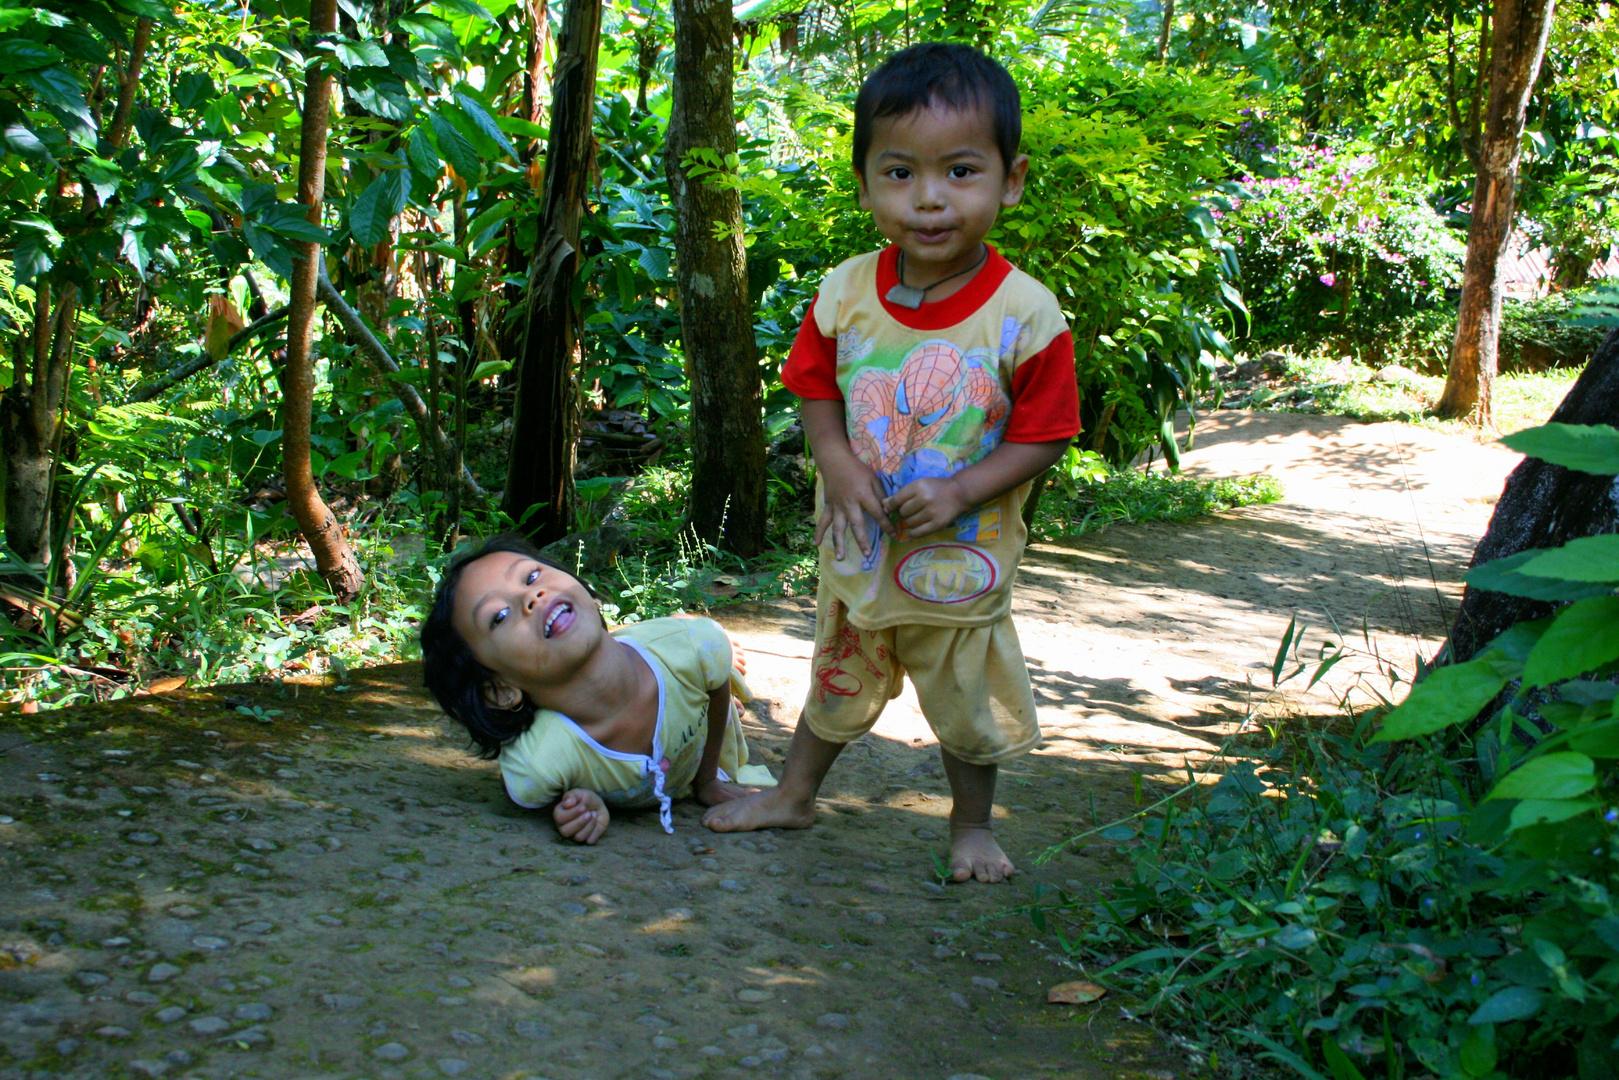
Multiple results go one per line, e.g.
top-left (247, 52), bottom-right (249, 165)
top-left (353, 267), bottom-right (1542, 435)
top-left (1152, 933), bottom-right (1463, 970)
top-left (702, 788), bottom-right (816, 832)
top-left (948, 823), bottom-right (1015, 883)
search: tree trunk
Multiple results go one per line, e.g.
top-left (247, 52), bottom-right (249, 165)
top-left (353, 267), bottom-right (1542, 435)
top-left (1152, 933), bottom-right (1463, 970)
top-left (1445, 327), bottom-right (1619, 666)
top-left (1436, 0), bottom-right (1556, 425)
top-left (282, 0), bottom-right (364, 601)
top-left (2, 283), bottom-right (77, 566)
top-left (502, 0), bottom-right (601, 545)
top-left (1156, 0), bottom-right (1175, 61)
top-left (665, 0), bottom-right (768, 557)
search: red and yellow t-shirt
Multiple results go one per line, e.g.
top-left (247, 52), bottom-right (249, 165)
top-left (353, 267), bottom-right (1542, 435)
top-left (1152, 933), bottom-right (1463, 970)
top-left (783, 244), bottom-right (1080, 630)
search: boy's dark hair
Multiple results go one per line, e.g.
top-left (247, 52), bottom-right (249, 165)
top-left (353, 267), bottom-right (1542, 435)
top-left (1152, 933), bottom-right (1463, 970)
top-left (420, 534), bottom-right (595, 760)
top-left (852, 43), bottom-right (1022, 177)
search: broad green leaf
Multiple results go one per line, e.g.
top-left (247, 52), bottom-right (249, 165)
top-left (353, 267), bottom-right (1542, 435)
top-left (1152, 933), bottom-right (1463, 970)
top-left (1523, 596), bottom-right (1619, 686)
top-left (13, 231), bottom-right (52, 287)
top-left (1501, 423), bottom-right (1619, 475)
top-left (333, 39), bottom-right (388, 68)
top-left (1468, 986), bottom-right (1544, 1025)
top-left (1467, 550), bottom-right (1614, 602)
top-left (406, 130), bottom-right (440, 183)
top-left (492, 113), bottom-right (547, 139)
top-left (18, 64), bottom-right (91, 124)
top-left (429, 110), bottom-right (482, 186)
top-left (1486, 752), bottom-right (1596, 801)
top-left (348, 170), bottom-right (408, 247)
top-left (1519, 535), bottom-right (1619, 583)
top-left (1508, 797), bottom-right (1598, 830)
top-left (1569, 719), bottom-right (1619, 757)
top-left (452, 90), bottom-right (517, 159)
top-left (1458, 1024), bottom-right (1496, 1077)
top-left (468, 360), bottom-right (511, 381)
top-left (0, 38), bottom-right (61, 71)
top-left (1371, 650), bottom-right (1521, 742)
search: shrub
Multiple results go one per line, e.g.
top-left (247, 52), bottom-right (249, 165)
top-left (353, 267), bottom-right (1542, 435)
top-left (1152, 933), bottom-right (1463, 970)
top-left (1027, 421), bottom-right (1619, 1079)
top-left (1231, 143), bottom-right (1465, 353)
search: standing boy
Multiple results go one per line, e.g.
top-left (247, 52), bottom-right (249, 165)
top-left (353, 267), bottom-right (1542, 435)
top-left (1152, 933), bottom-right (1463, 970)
top-left (705, 43), bottom-right (1080, 883)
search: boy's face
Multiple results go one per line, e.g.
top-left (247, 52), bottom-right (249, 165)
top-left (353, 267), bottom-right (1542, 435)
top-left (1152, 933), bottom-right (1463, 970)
top-left (858, 102), bottom-right (1028, 285)
top-left (451, 551), bottom-right (604, 707)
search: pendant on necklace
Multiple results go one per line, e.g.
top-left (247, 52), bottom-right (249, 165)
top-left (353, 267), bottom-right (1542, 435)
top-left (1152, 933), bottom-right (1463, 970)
top-left (885, 283), bottom-right (928, 310)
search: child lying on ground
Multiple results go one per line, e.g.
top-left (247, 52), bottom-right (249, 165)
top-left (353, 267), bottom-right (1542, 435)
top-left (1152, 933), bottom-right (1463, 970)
top-left (421, 534), bottom-right (776, 842)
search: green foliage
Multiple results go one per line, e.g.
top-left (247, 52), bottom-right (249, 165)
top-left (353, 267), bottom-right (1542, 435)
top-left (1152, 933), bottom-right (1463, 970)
top-left (1231, 142), bottom-right (1465, 355)
top-left (1029, 422), bottom-right (1619, 1078)
top-left (1032, 461), bottom-right (1284, 540)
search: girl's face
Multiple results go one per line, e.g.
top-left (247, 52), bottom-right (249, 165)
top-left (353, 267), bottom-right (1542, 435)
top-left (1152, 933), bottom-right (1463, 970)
top-left (449, 551), bottom-right (604, 702)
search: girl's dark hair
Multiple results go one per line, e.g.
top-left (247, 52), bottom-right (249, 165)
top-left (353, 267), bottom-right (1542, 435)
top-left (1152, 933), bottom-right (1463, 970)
top-left (420, 534), bottom-right (591, 760)
top-left (852, 43), bottom-right (1022, 177)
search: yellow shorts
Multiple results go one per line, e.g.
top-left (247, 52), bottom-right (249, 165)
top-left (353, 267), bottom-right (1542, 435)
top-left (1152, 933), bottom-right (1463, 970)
top-left (801, 589), bottom-right (1041, 765)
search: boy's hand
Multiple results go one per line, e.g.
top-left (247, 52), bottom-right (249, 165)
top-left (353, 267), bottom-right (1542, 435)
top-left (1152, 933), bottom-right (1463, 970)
top-left (815, 454), bottom-right (893, 562)
top-left (884, 475), bottom-right (972, 540)
top-left (694, 778), bottom-right (757, 807)
top-left (552, 789), bottom-right (609, 844)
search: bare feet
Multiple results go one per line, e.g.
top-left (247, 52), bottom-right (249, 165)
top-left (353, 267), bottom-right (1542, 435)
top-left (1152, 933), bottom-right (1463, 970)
top-left (702, 787), bottom-right (817, 832)
top-left (948, 823), bottom-right (1015, 883)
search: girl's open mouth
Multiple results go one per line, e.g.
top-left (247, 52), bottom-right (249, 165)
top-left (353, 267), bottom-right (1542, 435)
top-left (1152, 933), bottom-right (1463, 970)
top-left (543, 601), bottom-right (575, 639)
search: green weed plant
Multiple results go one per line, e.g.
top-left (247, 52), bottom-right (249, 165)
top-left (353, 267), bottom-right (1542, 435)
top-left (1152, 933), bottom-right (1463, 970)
top-left (1024, 421), bottom-right (1619, 1079)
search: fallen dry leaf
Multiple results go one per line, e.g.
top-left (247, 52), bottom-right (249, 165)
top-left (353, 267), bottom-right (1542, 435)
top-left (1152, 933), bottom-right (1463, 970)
top-left (143, 675), bottom-right (190, 696)
top-left (1047, 981), bottom-right (1107, 1005)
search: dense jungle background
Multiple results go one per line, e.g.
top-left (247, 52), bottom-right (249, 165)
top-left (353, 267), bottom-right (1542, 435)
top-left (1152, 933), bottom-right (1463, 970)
top-left (3, 0), bottom-right (1619, 1077)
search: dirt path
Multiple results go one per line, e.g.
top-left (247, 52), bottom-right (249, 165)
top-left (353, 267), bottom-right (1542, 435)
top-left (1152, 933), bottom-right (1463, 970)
top-left (0, 412), bottom-right (1521, 1080)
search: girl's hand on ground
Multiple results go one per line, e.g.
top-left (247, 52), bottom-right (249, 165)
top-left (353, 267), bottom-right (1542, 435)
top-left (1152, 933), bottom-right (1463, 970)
top-left (884, 475), bottom-right (971, 539)
top-left (694, 778), bottom-right (757, 807)
top-left (552, 789), bottom-right (609, 844)
top-left (816, 457), bottom-right (893, 562)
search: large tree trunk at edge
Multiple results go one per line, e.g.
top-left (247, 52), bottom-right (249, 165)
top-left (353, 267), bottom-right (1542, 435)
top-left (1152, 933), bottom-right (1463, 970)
top-left (282, 0), bottom-right (363, 600)
top-left (502, 0), bottom-right (602, 545)
top-left (1445, 328), bottom-right (1619, 667)
top-left (1436, 0), bottom-right (1555, 425)
top-left (665, 0), bottom-right (768, 556)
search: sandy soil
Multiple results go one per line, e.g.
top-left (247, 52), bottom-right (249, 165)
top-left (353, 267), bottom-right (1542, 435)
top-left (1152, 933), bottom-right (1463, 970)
top-left (0, 410), bottom-right (1522, 1080)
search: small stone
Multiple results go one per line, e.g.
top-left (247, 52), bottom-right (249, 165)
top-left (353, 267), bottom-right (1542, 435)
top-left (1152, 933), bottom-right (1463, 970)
top-left (726, 1023), bottom-right (759, 1038)
top-left (576, 942), bottom-right (607, 958)
top-left (921, 882), bottom-right (947, 897)
top-left (933, 944), bottom-right (955, 959)
top-left (949, 992), bottom-right (971, 1010)
top-left (652, 1034), bottom-right (679, 1049)
top-left (127, 1060), bottom-right (169, 1078)
top-left (373, 1041), bottom-right (411, 1061)
top-left (125, 990), bottom-right (161, 1005)
top-left (227, 1026), bottom-right (270, 1047)
top-left (970, 976), bottom-right (999, 990)
top-left (313, 913), bottom-right (344, 927)
top-left (663, 907), bottom-right (695, 922)
top-left (637, 1014), bottom-right (672, 1028)
top-left (700, 1044), bottom-right (724, 1057)
top-left (584, 891), bottom-right (613, 906)
top-left (761, 1048), bottom-right (789, 1063)
top-left (740, 1056), bottom-right (763, 1068)
top-left (699, 858), bottom-right (721, 871)
top-left (190, 1016), bottom-right (231, 1035)
top-left (718, 879), bottom-right (747, 893)
top-left (147, 963), bottom-right (182, 983)
top-left (862, 911), bottom-right (888, 926)
top-left (816, 1013), bottom-right (850, 1030)
top-left (946, 1074), bottom-right (994, 1080)
top-left (736, 988), bottom-right (772, 1003)
top-left (234, 1003), bottom-right (273, 1022)
top-left (192, 936), bottom-right (231, 951)
top-left (803, 1044), bottom-right (826, 1059)
top-left (972, 952), bottom-right (1002, 964)
top-left (437, 1058), bottom-right (470, 1076)
top-left (167, 905), bottom-right (202, 919)
top-left (513, 1020), bottom-right (550, 1040)
top-left (378, 864), bottom-right (416, 881)
top-left (321, 993), bottom-right (367, 1011)
top-left (558, 902), bottom-right (588, 916)
top-left (236, 921), bottom-right (275, 935)
top-left (450, 1029), bottom-right (484, 1046)
top-left (447, 974), bottom-right (472, 989)
top-left (124, 831), bottom-right (162, 846)
top-left (763, 863), bottom-right (789, 877)
top-left (0, 815), bottom-right (13, 824)
top-left (436, 996), bottom-right (467, 1006)
top-left (242, 837), bottom-right (278, 852)
top-left (95, 1025), bottom-right (133, 1039)
top-left (56, 1038), bottom-right (80, 1055)
top-left (156, 1006), bottom-right (188, 1023)
top-left (75, 971), bottom-right (111, 988)
top-left (913, 827), bottom-right (940, 840)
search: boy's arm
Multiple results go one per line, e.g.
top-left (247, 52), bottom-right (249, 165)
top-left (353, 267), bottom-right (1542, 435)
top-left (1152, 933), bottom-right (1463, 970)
top-left (693, 687), bottom-right (752, 806)
top-left (803, 398), bottom-right (895, 562)
top-left (883, 439), bottom-right (1070, 539)
top-left (552, 789), bottom-right (610, 844)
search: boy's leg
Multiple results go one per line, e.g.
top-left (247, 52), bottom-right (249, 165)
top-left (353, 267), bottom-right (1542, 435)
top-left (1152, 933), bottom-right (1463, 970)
top-left (939, 751), bottom-right (1013, 883)
top-left (702, 717), bottom-right (844, 832)
top-left (897, 617), bottom-right (1039, 884)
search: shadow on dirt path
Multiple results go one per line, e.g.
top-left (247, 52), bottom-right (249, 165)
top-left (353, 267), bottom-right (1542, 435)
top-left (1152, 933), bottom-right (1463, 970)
top-left (0, 411), bottom-right (1521, 1080)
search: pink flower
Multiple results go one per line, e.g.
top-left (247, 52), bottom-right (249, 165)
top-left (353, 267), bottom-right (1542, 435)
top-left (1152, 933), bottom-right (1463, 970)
top-left (1319, 273), bottom-right (1337, 287)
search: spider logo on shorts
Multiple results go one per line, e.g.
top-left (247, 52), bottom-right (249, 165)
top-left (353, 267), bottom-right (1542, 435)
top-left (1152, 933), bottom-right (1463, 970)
top-left (812, 601), bottom-right (890, 702)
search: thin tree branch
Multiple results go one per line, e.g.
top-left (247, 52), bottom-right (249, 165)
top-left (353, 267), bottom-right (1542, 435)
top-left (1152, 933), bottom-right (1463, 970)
top-left (126, 305), bottom-right (289, 403)
top-left (315, 269), bottom-right (486, 501)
